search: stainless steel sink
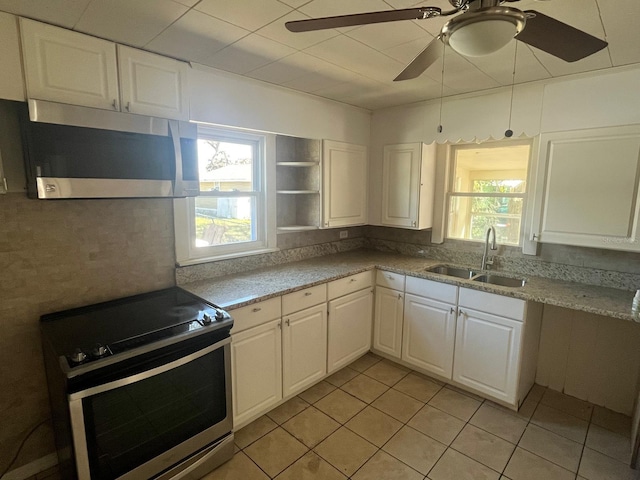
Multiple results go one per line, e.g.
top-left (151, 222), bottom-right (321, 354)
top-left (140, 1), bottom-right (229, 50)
top-left (425, 265), bottom-right (475, 279)
top-left (472, 274), bottom-right (526, 288)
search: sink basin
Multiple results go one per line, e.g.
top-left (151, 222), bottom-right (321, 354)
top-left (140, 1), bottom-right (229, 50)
top-left (425, 265), bottom-right (475, 279)
top-left (472, 274), bottom-right (526, 288)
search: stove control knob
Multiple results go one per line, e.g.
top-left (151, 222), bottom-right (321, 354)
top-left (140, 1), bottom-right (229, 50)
top-left (214, 309), bottom-right (225, 321)
top-left (92, 344), bottom-right (108, 358)
top-left (202, 313), bottom-right (212, 325)
top-left (71, 349), bottom-right (87, 364)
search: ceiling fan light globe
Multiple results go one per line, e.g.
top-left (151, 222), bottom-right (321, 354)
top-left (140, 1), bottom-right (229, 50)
top-left (441, 6), bottom-right (526, 57)
top-left (448, 20), bottom-right (518, 56)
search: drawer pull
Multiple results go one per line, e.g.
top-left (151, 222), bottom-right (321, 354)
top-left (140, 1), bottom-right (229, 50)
top-left (252, 307), bottom-right (262, 312)
top-left (450, 307), bottom-right (455, 314)
top-left (398, 293), bottom-right (402, 300)
top-left (350, 278), bottom-right (357, 283)
top-left (304, 292), bottom-right (312, 296)
top-left (387, 275), bottom-right (393, 279)
top-left (286, 319), bottom-right (290, 326)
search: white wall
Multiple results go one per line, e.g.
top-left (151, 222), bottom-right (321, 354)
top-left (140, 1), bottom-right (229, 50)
top-left (369, 64), bottom-right (640, 226)
top-left (189, 64), bottom-right (371, 145)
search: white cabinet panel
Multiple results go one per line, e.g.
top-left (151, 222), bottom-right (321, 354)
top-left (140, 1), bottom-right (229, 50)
top-left (231, 319), bottom-right (283, 426)
top-left (532, 125), bottom-right (640, 251)
top-left (381, 142), bottom-right (436, 229)
top-left (327, 270), bottom-right (373, 300)
top-left (20, 18), bottom-right (119, 111)
top-left (402, 293), bottom-right (456, 378)
top-left (373, 286), bottom-right (404, 359)
top-left (117, 45), bottom-right (188, 121)
top-left (0, 13), bottom-right (25, 101)
top-left (323, 140), bottom-right (368, 228)
top-left (327, 288), bottom-right (373, 373)
top-left (453, 308), bottom-right (522, 405)
top-left (283, 304), bottom-right (327, 397)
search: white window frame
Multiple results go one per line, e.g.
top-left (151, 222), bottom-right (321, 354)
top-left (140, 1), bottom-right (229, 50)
top-left (445, 138), bottom-right (533, 247)
top-left (174, 125), bottom-right (277, 266)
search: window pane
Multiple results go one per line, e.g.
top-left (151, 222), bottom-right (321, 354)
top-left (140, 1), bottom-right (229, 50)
top-left (194, 196), bottom-right (256, 247)
top-left (453, 144), bottom-right (529, 193)
top-left (448, 196), bottom-right (523, 245)
top-left (198, 139), bottom-right (254, 192)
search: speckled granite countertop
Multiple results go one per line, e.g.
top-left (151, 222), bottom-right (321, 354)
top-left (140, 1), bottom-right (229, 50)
top-left (180, 250), bottom-right (639, 322)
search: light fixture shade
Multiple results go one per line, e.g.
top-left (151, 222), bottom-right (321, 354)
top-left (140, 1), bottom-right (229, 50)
top-left (441, 7), bottom-right (526, 57)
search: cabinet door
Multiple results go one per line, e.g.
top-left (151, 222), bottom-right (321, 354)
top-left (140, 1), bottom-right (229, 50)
top-left (373, 286), bottom-right (404, 359)
top-left (20, 19), bottom-right (119, 111)
top-left (0, 13), bottom-right (25, 101)
top-left (382, 143), bottom-right (421, 228)
top-left (532, 125), bottom-right (640, 251)
top-left (327, 288), bottom-right (373, 373)
top-left (283, 304), bottom-right (327, 397)
top-left (117, 45), bottom-right (188, 121)
top-left (323, 140), bottom-right (368, 228)
top-left (231, 319), bottom-right (283, 426)
top-left (402, 294), bottom-right (456, 378)
top-left (453, 308), bottom-right (522, 405)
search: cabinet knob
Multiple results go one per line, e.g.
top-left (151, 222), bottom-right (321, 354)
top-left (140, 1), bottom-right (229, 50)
top-left (304, 292), bottom-right (312, 296)
top-left (412, 221), bottom-right (417, 227)
top-left (252, 307), bottom-right (262, 313)
top-left (349, 278), bottom-right (357, 283)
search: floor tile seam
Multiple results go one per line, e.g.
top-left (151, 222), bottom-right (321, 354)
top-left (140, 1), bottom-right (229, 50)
top-left (359, 368), bottom-right (409, 387)
top-left (348, 442), bottom-right (426, 480)
top-left (365, 399), bottom-right (427, 425)
top-left (267, 401), bottom-right (312, 426)
top-left (338, 383), bottom-right (391, 404)
top-left (515, 437), bottom-right (582, 474)
top-left (424, 395), bottom-right (484, 423)
top-left (390, 382), bottom-right (445, 403)
top-left (491, 399), bottom-right (537, 477)
top-left (310, 441), bottom-right (379, 478)
top-left (234, 421), bottom-right (280, 450)
top-left (241, 448), bottom-right (282, 480)
top-left (580, 421), bottom-right (636, 470)
top-left (536, 399), bottom-right (595, 424)
top-left (528, 416), bottom-right (588, 445)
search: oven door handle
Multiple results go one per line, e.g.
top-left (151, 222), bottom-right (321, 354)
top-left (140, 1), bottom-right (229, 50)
top-left (68, 336), bottom-right (231, 401)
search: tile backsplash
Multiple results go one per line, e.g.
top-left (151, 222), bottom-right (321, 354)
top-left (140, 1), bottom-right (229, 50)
top-left (0, 193), bottom-right (176, 473)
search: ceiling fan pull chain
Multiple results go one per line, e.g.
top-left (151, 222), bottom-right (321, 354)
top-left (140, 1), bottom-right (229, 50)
top-left (505, 41), bottom-right (518, 138)
top-left (438, 43), bottom-right (446, 134)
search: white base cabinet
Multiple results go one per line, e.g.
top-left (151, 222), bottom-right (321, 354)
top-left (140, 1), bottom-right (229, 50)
top-left (373, 286), bottom-right (404, 359)
top-left (283, 303), bottom-right (327, 397)
top-left (403, 294), bottom-right (456, 379)
top-left (231, 319), bottom-right (282, 426)
top-left (327, 272), bottom-right (374, 373)
top-left (453, 308), bottom-right (522, 405)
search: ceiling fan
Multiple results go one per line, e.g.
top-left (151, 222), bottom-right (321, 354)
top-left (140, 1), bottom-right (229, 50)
top-left (285, 0), bottom-right (608, 81)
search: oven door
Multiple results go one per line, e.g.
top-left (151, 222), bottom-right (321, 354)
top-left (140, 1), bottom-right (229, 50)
top-left (68, 337), bottom-right (232, 480)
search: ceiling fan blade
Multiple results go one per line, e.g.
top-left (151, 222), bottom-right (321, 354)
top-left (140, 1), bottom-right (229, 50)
top-left (516, 10), bottom-right (608, 62)
top-left (285, 7), bottom-right (441, 32)
top-left (394, 38), bottom-right (443, 81)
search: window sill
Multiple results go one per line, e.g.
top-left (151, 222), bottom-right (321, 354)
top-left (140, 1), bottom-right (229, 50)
top-left (176, 247), bottom-right (280, 267)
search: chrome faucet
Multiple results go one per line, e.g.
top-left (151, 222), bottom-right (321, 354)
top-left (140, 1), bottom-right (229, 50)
top-left (481, 226), bottom-right (498, 270)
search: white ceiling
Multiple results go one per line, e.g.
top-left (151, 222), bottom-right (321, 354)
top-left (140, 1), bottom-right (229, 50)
top-left (0, 0), bottom-right (638, 111)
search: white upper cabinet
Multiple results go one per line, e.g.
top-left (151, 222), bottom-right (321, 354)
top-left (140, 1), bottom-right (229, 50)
top-left (381, 142), bottom-right (436, 229)
top-left (531, 125), bottom-right (640, 251)
top-left (0, 13), bottom-right (25, 101)
top-left (117, 45), bottom-right (188, 121)
top-left (20, 19), bottom-right (189, 120)
top-left (20, 18), bottom-right (120, 111)
top-left (322, 140), bottom-right (368, 228)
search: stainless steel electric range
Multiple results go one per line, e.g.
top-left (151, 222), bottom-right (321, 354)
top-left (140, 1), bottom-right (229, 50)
top-left (40, 287), bottom-right (234, 480)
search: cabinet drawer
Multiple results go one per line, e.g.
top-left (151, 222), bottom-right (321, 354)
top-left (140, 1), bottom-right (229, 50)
top-left (405, 276), bottom-right (457, 304)
top-left (328, 271), bottom-right (373, 300)
top-left (230, 297), bottom-right (281, 334)
top-left (376, 270), bottom-right (405, 290)
top-left (282, 284), bottom-right (327, 315)
top-left (458, 288), bottom-right (525, 321)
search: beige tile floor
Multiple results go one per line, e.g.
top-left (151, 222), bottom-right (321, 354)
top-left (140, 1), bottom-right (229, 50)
top-left (203, 353), bottom-right (640, 480)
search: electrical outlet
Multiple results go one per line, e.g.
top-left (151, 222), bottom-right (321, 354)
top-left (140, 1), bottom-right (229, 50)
top-left (339, 231), bottom-right (348, 239)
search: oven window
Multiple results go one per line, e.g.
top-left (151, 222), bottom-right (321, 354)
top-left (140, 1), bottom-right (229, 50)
top-left (82, 348), bottom-right (227, 480)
